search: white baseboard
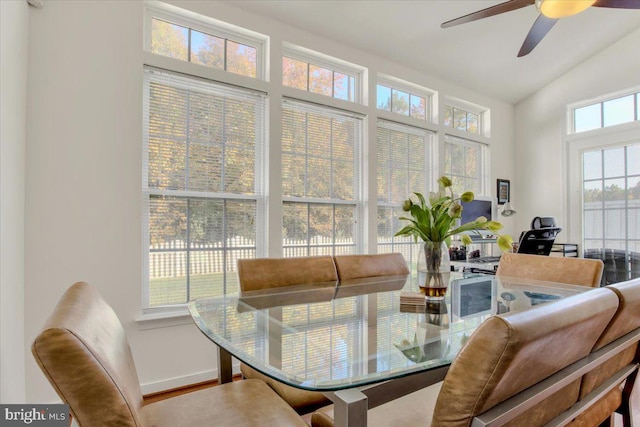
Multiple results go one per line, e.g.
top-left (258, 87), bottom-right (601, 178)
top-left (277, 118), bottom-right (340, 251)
top-left (140, 364), bottom-right (241, 395)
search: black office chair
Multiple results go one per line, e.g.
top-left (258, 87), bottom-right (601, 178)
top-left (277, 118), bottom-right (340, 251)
top-left (531, 216), bottom-right (557, 229)
top-left (517, 216), bottom-right (562, 256)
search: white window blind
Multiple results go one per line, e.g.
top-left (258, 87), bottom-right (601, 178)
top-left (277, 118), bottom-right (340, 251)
top-left (279, 100), bottom-right (364, 372)
top-left (377, 121), bottom-right (432, 205)
top-left (443, 135), bottom-right (487, 196)
top-left (143, 68), bottom-right (266, 307)
top-left (280, 301), bottom-right (362, 382)
top-left (376, 121), bottom-right (433, 272)
top-left (281, 100), bottom-right (362, 256)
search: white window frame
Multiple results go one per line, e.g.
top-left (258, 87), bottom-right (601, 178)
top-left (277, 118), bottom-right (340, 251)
top-left (443, 134), bottom-right (490, 197)
top-left (144, 1), bottom-right (268, 81)
top-left (142, 0), bottom-right (271, 316)
top-left (281, 98), bottom-right (365, 256)
top-left (443, 96), bottom-right (490, 138)
top-left (141, 67), bottom-right (268, 313)
top-left (376, 119), bottom-right (435, 202)
top-left (376, 120), bottom-right (434, 276)
top-left (567, 86), bottom-right (640, 135)
top-left (282, 43), bottom-right (365, 104)
top-left (376, 74), bottom-right (436, 124)
top-left (135, 2), bottom-right (510, 322)
top-left (567, 125), bottom-right (640, 249)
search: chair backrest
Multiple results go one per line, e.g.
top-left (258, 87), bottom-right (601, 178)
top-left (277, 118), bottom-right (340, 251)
top-left (531, 216), bottom-right (557, 229)
top-left (496, 252), bottom-right (604, 287)
top-left (32, 282), bottom-right (144, 427)
top-left (431, 287), bottom-right (619, 426)
top-left (516, 227), bottom-right (562, 255)
top-left (332, 253), bottom-right (409, 280)
top-left (579, 278), bottom-right (640, 399)
top-left (237, 255), bottom-right (338, 292)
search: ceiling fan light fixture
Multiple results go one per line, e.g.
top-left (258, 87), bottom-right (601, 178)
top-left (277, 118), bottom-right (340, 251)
top-left (536, 0), bottom-right (597, 19)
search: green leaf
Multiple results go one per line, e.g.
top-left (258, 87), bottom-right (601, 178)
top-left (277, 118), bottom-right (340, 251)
top-left (414, 192), bottom-right (427, 210)
top-left (410, 204), bottom-right (428, 226)
top-left (395, 223), bottom-right (428, 241)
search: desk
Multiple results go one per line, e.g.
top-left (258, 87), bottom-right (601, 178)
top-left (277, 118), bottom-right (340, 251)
top-left (189, 273), bottom-right (590, 427)
top-left (451, 259), bottom-right (499, 274)
top-left (551, 242), bottom-right (579, 257)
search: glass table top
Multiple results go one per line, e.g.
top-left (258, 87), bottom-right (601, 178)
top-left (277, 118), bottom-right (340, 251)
top-left (188, 272), bottom-right (590, 392)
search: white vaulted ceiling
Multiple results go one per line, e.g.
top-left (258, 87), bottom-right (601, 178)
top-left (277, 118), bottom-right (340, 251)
top-left (224, 0), bottom-right (640, 104)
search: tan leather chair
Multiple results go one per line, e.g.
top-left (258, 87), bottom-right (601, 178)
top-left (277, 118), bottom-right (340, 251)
top-left (496, 252), bottom-right (604, 287)
top-left (238, 255), bottom-right (337, 414)
top-left (311, 287), bottom-right (619, 427)
top-left (333, 253), bottom-right (410, 280)
top-left (32, 282), bottom-right (307, 427)
top-left (239, 254), bottom-right (409, 414)
top-left (237, 255), bottom-right (338, 292)
top-left (568, 277), bottom-right (640, 426)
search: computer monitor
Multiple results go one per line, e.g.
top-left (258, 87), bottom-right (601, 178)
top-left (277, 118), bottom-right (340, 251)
top-left (460, 198), bottom-right (493, 238)
top-left (461, 198), bottom-right (493, 224)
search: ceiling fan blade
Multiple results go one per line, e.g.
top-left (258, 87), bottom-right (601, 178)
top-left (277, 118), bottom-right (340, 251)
top-left (441, 0), bottom-right (535, 28)
top-left (517, 14), bottom-right (558, 57)
top-left (592, 0), bottom-right (640, 9)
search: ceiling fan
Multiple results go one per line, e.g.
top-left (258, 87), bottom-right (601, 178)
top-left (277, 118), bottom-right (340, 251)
top-left (441, 0), bottom-right (640, 57)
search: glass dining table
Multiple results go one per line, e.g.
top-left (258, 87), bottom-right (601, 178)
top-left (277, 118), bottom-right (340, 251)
top-left (188, 272), bottom-right (592, 427)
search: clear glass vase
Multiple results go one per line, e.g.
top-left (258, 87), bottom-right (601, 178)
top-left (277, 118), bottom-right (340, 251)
top-left (417, 241), bottom-right (451, 299)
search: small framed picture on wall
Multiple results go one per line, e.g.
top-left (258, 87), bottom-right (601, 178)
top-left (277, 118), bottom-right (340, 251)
top-left (497, 179), bottom-right (510, 205)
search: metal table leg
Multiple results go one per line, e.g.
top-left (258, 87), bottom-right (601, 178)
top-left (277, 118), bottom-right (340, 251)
top-left (321, 366), bottom-right (449, 427)
top-left (217, 346), bottom-right (233, 384)
top-left (326, 389), bottom-right (368, 427)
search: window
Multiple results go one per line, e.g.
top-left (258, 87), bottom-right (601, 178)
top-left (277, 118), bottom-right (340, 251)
top-left (582, 143), bottom-right (640, 283)
top-left (376, 85), bottom-right (427, 120)
top-left (279, 49), bottom-right (364, 368)
top-left (140, 3), bottom-right (498, 313)
top-left (376, 75), bottom-right (433, 122)
top-left (573, 90), bottom-right (640, 133)
top-left (283, 57), bottom-right (356, 101)
top-left (281, 100), bottom-right (362, 256)
top-left (443, 135), bottom-right (487, 196)
top-left (143, 68), bottom-right (266, 307)
top-left (377, 121), bottom-right (433, 270)
top-left (444, 105), bottom-right (480, 135)
top-left (282, 45), bottom-right (362, 102)
top-left (145, 5), bottom-right (266, 79)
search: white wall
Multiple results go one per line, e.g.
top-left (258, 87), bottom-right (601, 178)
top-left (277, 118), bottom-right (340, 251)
top-left (24, 0), bottom-right (514, 402)
top-left (1, 0), bottom-right (28, 403)
top-left (514, 28), bottom-right (640, 239)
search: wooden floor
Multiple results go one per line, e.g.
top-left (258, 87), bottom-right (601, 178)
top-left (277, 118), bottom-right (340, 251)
top-left (145, 378), bottom-right (640, 426)
top-left (142, 376), bottom-right (316, 425)
top-left (142, 378), bottom-right (222, 405)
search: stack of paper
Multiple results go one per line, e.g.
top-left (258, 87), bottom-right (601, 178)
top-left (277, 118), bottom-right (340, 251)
top-left (400, 304), bottom-right (427, 313)
top-left (399, 291), bottom-right (426, 310)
